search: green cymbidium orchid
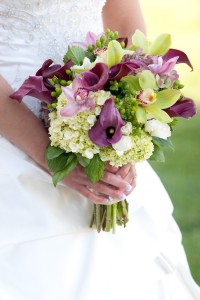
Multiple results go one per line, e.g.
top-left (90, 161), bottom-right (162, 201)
top-left (137, 88), bottom-right (181, 124)
top-left (130, 30), bottom-right (171, 56)
top-left (107, 40), bottom-right (123, 67)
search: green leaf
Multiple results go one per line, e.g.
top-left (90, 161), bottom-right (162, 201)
top-left (131, 29), bottom-right (149, 53)
top-left (84, 154), bottom-right (105, 183)
top-left (46, 153), bottom-right (70, 172)
top-left (152, 136), bottom-right (174, 150)
top-left (136, 106), bottom-right (147, 123)
top-left (107, 40), bottom-right (123, 67)
top-left (149, 144), bottom-right (165, 162)
top-left (63, 46), bottom-right (86, 65)
top-left (76, 153), bottom-right (90, 167)
top-left (149, 33), bottom-right (171, 55)
top-left (138, 70), bottom-right (157, 90)
top-left (156, 89), bottom-right (181, 109)
top-left (121, 75), bottom-right (141, 91)
top-left (46, 144), bottom-right (65, 160)
top-left (145, 104), bottom-right (172, 123)
top-left (52, 154), bottom-right (77, 186)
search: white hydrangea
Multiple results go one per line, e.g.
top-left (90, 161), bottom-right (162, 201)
top-left (145, 119), bottom-right (171, 139)
top-left (89, 90), bottom-right (111, 106)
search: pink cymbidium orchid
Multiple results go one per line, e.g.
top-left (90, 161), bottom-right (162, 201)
top-left (148, 56), bottom-right (179, 75)
top-left (89, 98), bottom-right (125, 146)
top-left (71, 31), bottom-right (100, 50)
top-left (60, 78), bottom-right (95, 117)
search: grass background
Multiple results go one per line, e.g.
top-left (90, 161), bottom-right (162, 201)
top-left (140, 0), bottom-right (200, 284)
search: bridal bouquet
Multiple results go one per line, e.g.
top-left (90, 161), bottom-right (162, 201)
top-left (11, 29), bottom-right (196, 233)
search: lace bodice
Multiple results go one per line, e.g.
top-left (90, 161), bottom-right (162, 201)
top-left (0, 0), bottom-right (106, 116)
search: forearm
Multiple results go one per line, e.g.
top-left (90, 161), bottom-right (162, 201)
top-left (0, 76), bottom-right (49, 171)
top-left (102, 0), bottom-right (146, 42)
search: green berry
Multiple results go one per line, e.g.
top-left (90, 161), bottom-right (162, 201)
top-left (51, 91), bottom-right (57, 98)
top-left (60, 80), bottom-right (67, 86)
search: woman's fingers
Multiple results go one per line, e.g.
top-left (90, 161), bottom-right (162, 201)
top-left (102, 170), bottom-right (132, 193)
top-left (62, 163), bottom-right (137, 204)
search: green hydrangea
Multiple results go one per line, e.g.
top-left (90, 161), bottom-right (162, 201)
top-left (48, 92), bottom-right (153, 163)
top-left (48, 93), bottom-right (100, 159)
top-left (99, 131), bottom-right (154, 167)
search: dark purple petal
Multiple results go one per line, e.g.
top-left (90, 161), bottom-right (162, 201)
top-left (36, 59), bottom-right (54, 76)
top-left (81, 63), bottom-right (109, 91)
top-left (163, 49), bottom-right (193, 70)
top-left (36, 58), bottom-right (72, 80)
top-left (10, 76), bottom-right (53, 104)
top-left (109, 61), bottom-right (143, 81)
top-left (89, 98), bottom-right (125, 146)
top-left (109, 64), bottom-right (133, 81)
top-left (117, 37), bottom-right (128, 48)
top-left (165, 97), bottom-right (197, 119)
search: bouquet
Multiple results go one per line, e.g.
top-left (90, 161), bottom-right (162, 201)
top-left (11, 29), bottom-right (196, 233)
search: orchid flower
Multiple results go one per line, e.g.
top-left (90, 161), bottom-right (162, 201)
top-left (89, 98), bottom-right (125, 146)
top-left (71, 31), bottom-right (100, 50)
top-left (135, 70), bottom-right (181, 124)
top-left (60, 78), bottom-right (95, 117)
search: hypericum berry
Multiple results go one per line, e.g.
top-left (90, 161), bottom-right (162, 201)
top-left (60, 80), bottom-right (67, 86)
top-left (52, 76), bottom-right (59, 84)
top-left (96, 40), bottom-right (102, 48)
top-left (120, 41), bottom-right (125, 48)
top-left (51, 91), bottom-right (57, 98)
top-left (55, 87), bottom-right (62, 96)
top-left (100, 35), bottom-right (105, 43)
top-left (88, 45), bottom-right (95, 52)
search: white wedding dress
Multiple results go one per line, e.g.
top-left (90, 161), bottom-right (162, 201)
top-left (0, 1), bottom-right (199, 299)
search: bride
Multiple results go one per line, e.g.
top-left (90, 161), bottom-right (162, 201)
top-left (0, 0), bottom-right (199, 299)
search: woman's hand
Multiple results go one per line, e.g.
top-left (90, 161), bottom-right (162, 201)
top-left (62, 163), bottom-right (137, 204)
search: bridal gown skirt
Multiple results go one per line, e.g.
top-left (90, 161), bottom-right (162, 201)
top-left (0, 136), bottom-right (200, 300)
top-left (0, 0), bottom-right (200, 298)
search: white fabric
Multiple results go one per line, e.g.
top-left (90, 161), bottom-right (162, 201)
top-left (0, 1), bottom-right (200, 299)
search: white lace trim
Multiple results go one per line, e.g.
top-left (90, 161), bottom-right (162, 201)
top-left (0, 0), bottom-right (106, 116)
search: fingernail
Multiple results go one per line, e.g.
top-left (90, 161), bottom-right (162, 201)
top-left (108, 196), bottom-right (113, 201)
top-left (103, 198), bottom-right (110, 204)
top-left (118, 193), bottom-right (126, 200)
top-left (125, 184), bottom-right (132, 192)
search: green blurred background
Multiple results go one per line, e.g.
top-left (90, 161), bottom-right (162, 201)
top-left (141, 0), bottom-right (200, 284)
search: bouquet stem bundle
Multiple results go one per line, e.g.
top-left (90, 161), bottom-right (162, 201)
top-left (90, 200), bottom-right (129, 233)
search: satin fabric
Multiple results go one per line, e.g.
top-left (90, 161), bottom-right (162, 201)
top-left (0, 0), bottom-right (200, 299)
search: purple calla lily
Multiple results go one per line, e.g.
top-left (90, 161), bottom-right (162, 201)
top-left (10, 76), bottom-right (53, 103)
top-left (89, 97), bottom-right (125, 146)
top-left (165, 97), bottom-right (197, 119)
top-left (109, 60), bottom-right (145, 81)
top-left (163, 48), bottom-right (193, 70)
top-left (79, 63), bottom-right (109, 91)
top-left (11, 59), bottom-right (72, 103)
top-left (36, 58), bottom-right (72, 89)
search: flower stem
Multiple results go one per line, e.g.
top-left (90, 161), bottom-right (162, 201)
top-left (105, 204), bottom-right (112, 232)
top-left (112, 203), bottom-right (117, 234)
